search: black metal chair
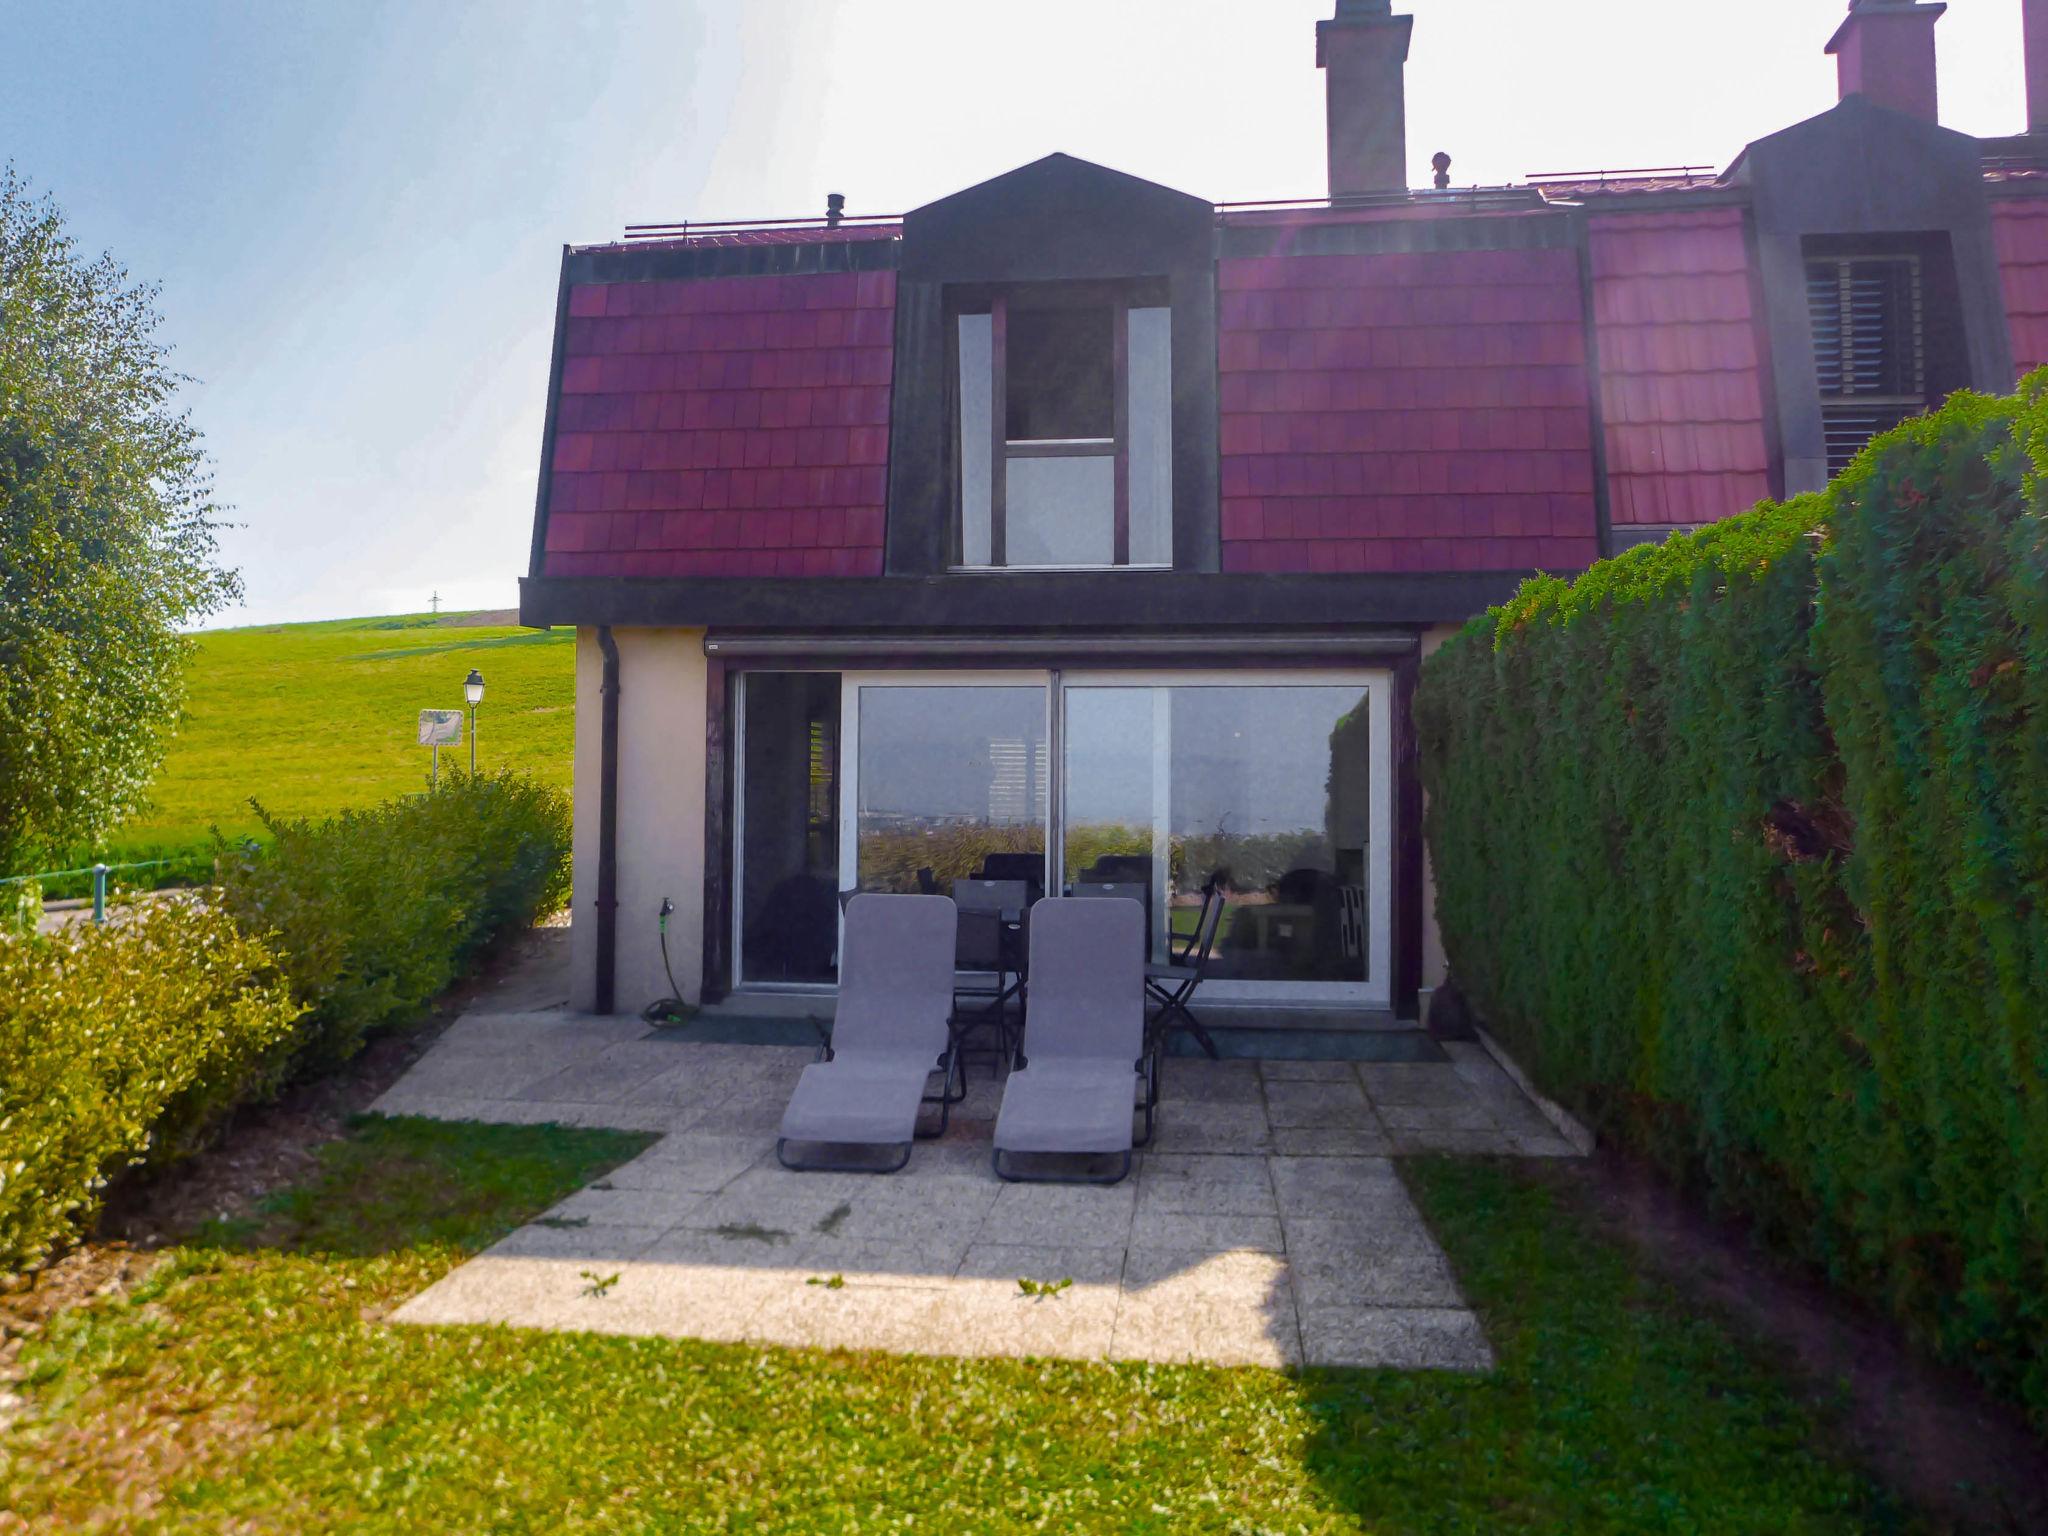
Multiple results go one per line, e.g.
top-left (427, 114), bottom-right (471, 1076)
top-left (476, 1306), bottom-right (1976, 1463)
top-left (1167, 871), bottom-right (1227, 965)
top-left (1079, 854), bottom-right (1151, 885)
top-left (974, 853), bottom-right (1046, 907)
top-left (1145, 876), bottom-right (1225, 1069)
top-left (951, 878), bottom-right (1030, 1076)
top-left (1067, 880), bottom-right (1154, 972)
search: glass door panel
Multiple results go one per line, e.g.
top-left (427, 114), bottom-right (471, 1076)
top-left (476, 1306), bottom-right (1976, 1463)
top-left (843, 679), bottom-right (1048, 895)
top-left (734, 672), bottom-right (840, 986)
top-left (1062, 678), bottom-right (1387, 1001)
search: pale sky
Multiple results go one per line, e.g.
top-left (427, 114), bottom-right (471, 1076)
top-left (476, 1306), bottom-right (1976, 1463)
top-left (3, 0), bottom-right (2029, 627)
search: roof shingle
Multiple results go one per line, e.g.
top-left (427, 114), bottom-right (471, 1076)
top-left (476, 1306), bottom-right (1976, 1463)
top-left (1588, 209), bottom-right (1772, 528)
top-left (1217, 246), bottom-right (1602, 575)
top-left (539, 271), bottom-right (895, 578)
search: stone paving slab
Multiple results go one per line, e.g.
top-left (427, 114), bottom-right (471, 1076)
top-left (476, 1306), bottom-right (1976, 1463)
top-left (376, 1006), bottom-right (1579, 1372)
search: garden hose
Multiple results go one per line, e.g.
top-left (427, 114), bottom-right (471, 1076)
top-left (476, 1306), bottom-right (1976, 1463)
top-left (641, 896), bottom-right (696, 1026)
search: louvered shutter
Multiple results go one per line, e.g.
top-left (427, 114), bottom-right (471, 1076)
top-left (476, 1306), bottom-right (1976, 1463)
top-left (1805, 255), bottom-right (1926, 475)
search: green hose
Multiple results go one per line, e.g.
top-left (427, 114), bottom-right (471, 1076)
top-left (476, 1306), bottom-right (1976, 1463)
top-left (640, 897), bottom-right (695, 1026)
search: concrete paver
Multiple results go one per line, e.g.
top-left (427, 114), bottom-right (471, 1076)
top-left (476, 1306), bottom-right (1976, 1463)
top-left (376, 1001), bottom-right (1577, 1371)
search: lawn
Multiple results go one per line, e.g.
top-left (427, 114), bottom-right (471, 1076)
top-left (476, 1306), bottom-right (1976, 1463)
top-left (0, 1120), bottom-right (1916, 1534)
top-left (35, 612), bottom-right (575, 888)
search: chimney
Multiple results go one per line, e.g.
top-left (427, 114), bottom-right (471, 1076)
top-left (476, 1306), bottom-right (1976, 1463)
top-left (1825, 0), bottom-right (1945, 123)
top-left (2027, 0), bottom-right (2048, 131)
top-left (1318, 0), bottom-right (1415, 197)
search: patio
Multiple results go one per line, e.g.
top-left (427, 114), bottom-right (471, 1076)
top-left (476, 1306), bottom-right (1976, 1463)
top-left (373, 999), bottom-right (1578, 1370)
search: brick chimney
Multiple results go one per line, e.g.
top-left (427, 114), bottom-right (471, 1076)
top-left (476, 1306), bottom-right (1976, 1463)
top-left (1318, 0), bottom-right (1415, 197)
top-left (1825, 0), bottom-right (1946, 123)
top-left (2027, 0), bottom-right (2048, 131)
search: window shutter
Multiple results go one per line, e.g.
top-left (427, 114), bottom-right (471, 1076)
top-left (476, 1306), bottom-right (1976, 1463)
top-left (1805, 255), bottom-right (1926, 475)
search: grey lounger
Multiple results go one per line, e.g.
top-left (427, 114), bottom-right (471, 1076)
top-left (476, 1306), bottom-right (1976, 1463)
top-left (777, 892), bottom-right (960, 1172)
top-left (992, 895), bottom-right (1147, 1185)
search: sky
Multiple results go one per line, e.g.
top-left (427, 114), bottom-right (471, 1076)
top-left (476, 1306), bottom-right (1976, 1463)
top-left (3, 0), bottom-right (2030, 628)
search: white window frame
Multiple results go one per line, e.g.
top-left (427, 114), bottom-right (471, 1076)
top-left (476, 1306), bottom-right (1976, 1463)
top-left (952, 295), bottom-right (1173, 573)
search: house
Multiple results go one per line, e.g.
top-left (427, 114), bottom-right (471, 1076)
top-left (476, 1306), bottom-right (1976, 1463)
top-left (520, 0), bottom-right (2048, 1022)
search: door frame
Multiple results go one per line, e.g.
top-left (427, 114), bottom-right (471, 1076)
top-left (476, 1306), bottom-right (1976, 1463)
top-left (732, 665), bottom-right (1394, 1011)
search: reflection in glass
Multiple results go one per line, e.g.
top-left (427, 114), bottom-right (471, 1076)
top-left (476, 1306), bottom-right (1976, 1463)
top-left (856, 685), bottom-right (1048, 895)
top-left (1063, 685), bottom-right (1371, 980)
top-left (957, 314), bottom-right (993, 565)
top-left (1127, 306), bottom-right (1173, 565)
top-left (1006, 455), bottom-right (1114, 566)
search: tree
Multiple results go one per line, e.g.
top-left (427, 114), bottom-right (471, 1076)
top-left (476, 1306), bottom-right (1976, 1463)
top-left (0, 166), bottom-right (240, 875)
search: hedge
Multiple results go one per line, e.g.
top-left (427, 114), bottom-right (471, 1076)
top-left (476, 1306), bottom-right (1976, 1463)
top-left (1418, 379), bottom-right (2048, 1423)
top-left (0, 770), bottom-right (572, 1277)
top-left (0, 901), bottom-right (303, 1276)
top-left (217, 768), bottom-right (572, 1074)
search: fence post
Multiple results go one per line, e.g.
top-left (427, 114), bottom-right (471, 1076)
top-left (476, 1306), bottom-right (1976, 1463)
top-left (92, 863), bottom-right (108, 925)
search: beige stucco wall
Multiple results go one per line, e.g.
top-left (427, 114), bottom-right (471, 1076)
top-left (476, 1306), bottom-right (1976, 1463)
top-left (1417, 621), bottom-right (1463, 994)
top-left (569, 627), bottom-right (709, 1015)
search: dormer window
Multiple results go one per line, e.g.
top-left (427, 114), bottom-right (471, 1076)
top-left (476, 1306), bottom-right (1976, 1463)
top-left (954, 283), bottom-right (1172, 569)
top-left (1806, 251), bottom-right (1928, 475)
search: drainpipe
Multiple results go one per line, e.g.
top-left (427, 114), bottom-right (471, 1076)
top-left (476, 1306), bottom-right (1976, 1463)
top-left (595, 626), bottom-right (621, 1015)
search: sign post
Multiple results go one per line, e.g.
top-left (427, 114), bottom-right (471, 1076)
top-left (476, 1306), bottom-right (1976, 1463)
top-left (418, 709), bottom-right (462, 788)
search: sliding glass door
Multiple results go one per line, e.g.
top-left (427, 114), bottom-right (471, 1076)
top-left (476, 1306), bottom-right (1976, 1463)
top-left (734, 667), bottom-right (1389, 1007)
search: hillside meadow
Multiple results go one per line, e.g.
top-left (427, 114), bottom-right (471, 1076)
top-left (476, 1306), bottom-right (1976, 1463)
top-left (31, 612), bottom-right (575, 887)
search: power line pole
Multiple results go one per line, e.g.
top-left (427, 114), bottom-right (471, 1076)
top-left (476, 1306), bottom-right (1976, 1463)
top-left (430, 590), bottom-right (439, 616)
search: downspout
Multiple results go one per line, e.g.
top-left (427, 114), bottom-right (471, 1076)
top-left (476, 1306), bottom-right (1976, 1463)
top-left (595, 626), bottom-right (621, 1015)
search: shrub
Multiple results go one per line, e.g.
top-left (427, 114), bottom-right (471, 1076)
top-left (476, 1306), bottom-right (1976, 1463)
top-left (215, 769), bottom-right (571, 1073)
top-left (1419, 380), bottom-right (2048, 1422)
top-left (0, 900), bottom-right (303, 1277)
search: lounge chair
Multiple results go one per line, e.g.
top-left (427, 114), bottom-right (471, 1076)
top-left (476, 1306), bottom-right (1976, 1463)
top-left (992, 896), bottom-right (1148, 1184)
top-left (777, 893), bottom-right (960, 1173)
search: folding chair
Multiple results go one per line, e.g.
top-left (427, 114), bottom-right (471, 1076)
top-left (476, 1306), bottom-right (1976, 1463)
top-left (992, 896), bottom-right (1148, 1184)
top-left (777, 893), bottom-right (961, 1172)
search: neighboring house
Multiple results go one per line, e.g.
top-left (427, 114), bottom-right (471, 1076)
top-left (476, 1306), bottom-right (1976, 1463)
top-left (521, 0), bottom-right (2048, 1021)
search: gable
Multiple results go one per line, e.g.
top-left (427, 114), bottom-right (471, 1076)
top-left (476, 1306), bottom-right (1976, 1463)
top-left (1726, 94), bottom-right (1988, 236)
top-left (900, 153), bottom-right (1213, 284)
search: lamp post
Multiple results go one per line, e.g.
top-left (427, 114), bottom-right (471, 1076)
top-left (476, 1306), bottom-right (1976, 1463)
top-left (464, 669), bottom-right (485, 773)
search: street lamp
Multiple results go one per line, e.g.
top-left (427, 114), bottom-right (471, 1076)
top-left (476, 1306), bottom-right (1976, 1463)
top-left (464, 669), bottom-right (485, 773)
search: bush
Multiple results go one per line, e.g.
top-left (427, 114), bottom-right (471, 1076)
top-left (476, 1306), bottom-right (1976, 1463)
top-left (0, 900), bottom-right (303, 1277)
top-left (216, 769), bottom-right (571, 1073)
top-left (1418, 379), bottom-right (2048, 1423)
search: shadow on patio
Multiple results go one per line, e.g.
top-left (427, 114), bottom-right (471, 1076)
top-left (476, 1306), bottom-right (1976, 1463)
top-left (371, 1011), bottom-right (1574, 1369)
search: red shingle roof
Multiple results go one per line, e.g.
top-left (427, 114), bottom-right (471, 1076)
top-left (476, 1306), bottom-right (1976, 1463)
top-left (1994, 200), bottom-right (2048, 379)
top-left (540, 271), bottom-right (895, 578)
top-left (1216, 246), bottom-right (1601, 574)
top-left (1588, 208), bottom-right (1771, 527)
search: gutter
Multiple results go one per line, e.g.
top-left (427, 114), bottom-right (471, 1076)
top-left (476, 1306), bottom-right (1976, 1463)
top-left (595, 625), bottom-right (621, 1015)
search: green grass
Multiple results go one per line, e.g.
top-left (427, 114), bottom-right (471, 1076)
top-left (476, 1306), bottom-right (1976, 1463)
top-left (34, 612), bottom-right (574, 890)
top-left (0, 1120), bottom-right (1917, 1534)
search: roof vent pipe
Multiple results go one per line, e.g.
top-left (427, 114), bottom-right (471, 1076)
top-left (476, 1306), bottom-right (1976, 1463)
top-left (825, 192), bottom-right (845, 227)
top-left (1825, 0), bottom-right (1946, 123)
top-left (2027, 0), bottom-right (2048, 132)
top-left (1318, 0), bottom-right (1415, 197)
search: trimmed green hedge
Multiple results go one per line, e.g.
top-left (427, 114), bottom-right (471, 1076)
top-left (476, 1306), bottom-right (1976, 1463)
top-left (0, 770), bottom-right (572, 1277)
top-left (0, 901), bottom-right (303, 1276)
top-left (1418, 380), bottom-right (2048, 1422)
top-left (217, 768), bottom-right (572, 1074)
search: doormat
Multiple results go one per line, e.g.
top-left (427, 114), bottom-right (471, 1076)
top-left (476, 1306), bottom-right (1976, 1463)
top-left (1167, 1028), bottom-right (1447, 1063)
top-left (643, 1016), bottom-right (1445, 1063)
